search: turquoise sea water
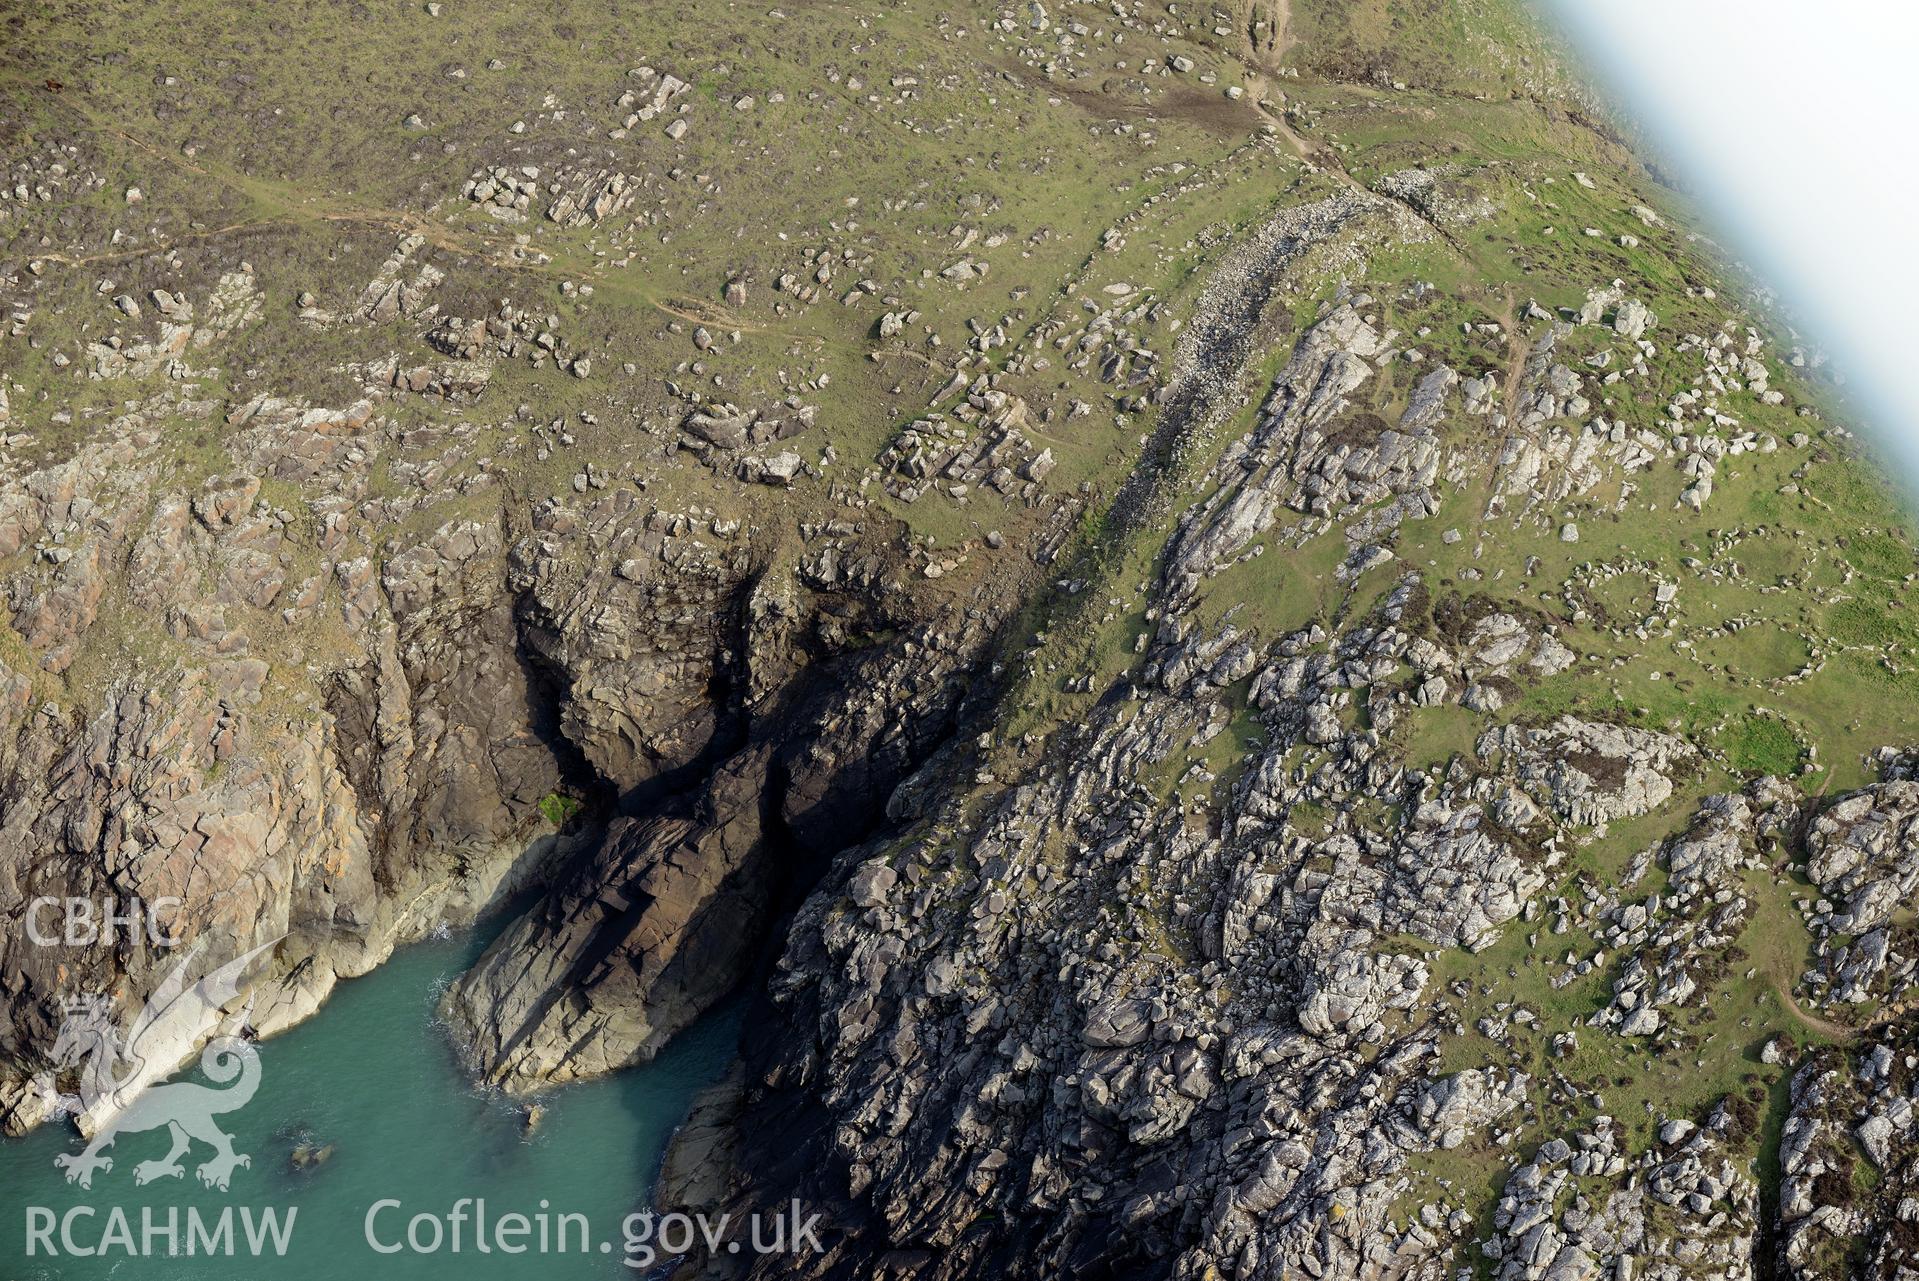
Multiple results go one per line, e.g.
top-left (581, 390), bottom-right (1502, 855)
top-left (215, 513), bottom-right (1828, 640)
top-left (0, 925), bottom-right (741, 1280)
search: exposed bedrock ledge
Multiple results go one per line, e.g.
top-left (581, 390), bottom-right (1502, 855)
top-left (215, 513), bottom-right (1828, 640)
top-left (440, 594), bottom-right (1001, 1093)
top-left (441, 748), bottom-right (776, 1092)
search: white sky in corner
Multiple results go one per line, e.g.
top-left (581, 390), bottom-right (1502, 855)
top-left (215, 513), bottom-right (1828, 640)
top-left (1544, 1), bottom-right (1919, 481)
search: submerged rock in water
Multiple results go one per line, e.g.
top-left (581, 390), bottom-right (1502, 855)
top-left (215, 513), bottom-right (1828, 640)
top-left (289, 1141), bottom-right (334, 1170)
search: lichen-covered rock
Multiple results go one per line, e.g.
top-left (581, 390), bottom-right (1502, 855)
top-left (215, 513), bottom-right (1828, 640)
top-left (1492, 716), bottom-right (1694, 826)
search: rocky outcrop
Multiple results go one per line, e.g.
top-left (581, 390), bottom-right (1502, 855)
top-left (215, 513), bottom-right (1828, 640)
top-left (443, 750), bottom-right (778, 1090)
top-left (1491, 715), bottom-right (1694, 828)
top-left (442, 595), bottom-right (999, 1091)
top-left (678, 557), bottom-right (1578, 1279)
top-left (1798, 754), bottom-right (1919, 1009)
top-left (0, 402), bottom-right (574, 1131)
top-left (1777, 1029), bottom-right (1919, 1279)
top-left (1163, 297), bottom-right (1444, 599)
top-left (1482, 1107), bottom-right (1758, 1281)
top-left (1594, 792), bottom-right (1765, 1040)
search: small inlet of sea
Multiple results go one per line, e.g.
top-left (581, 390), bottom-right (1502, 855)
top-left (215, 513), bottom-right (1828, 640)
top-left (0, 920), bottom-right (742, 1279)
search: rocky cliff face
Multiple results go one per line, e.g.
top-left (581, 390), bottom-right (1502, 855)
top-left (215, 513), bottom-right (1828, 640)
top-left (5, 1), bottom-right (1919, 1278)
top-left (441, 589), bottom-right (1000, 1092)
top-left (690, 296), bottom-right (1779, 1281)
top-left (0, 345), bottom-right (1005, 1131)
top-left (672, 182), bottom-right (1919, 1281)
top-left (0, 251), bottom-right (1015, 1135)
